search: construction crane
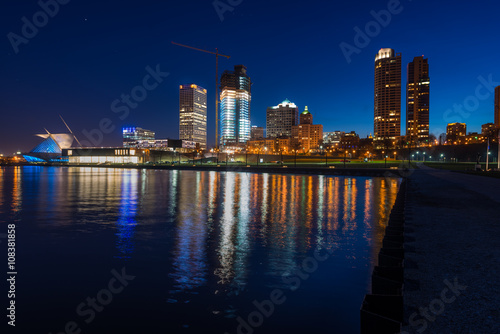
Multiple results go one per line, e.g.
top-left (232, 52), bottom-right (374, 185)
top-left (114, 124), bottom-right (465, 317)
top-left (172, 41), bottom-right (230, 150)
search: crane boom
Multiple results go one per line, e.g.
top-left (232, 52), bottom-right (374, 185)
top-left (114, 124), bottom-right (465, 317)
top-left (172, 41), bottom-right (231, 150)
top-left (171, 41), bottom-right (230, 59)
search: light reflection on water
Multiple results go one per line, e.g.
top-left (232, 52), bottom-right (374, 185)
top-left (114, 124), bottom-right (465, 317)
top-left (0, 166), bottom-right (399, 333)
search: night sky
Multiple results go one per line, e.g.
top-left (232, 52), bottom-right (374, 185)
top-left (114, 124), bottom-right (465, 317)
top-left (1, 0), bottom-right (499, 154)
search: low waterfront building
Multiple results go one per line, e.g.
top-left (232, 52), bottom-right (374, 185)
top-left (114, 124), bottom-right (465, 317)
top-left (63, 147), bottom-right (145, 164)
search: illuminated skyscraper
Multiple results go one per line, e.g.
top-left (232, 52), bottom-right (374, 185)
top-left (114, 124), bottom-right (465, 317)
top-left (179, 84), bottom-right (207, 149)
top-left (266, 99), bottom-right (299, 138)
top-left (406, 56), bottom-right (430, 145)
top-left (495, 86), bottom-right (500, 128)
top-left (374, 48), bottom-right (401, 146)
top-left (219, 65), bottom-right (252, 146)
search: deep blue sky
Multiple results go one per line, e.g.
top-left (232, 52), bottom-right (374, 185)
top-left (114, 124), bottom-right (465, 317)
top-left (1, 0), bottom-right (499, 153)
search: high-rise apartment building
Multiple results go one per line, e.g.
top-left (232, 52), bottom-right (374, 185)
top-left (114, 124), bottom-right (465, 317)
top-left (481, 123), bottom-right (496, 138)
top-left (446, 123), bottom-right (466, 143)
top-left (266, 99), bottom-right (299, 138)
top-left (219, 65), bottom-right (252, 146)
top-left (123, 127), bottom-right (155, 147)
top-left (374, 48), bottom-right (401, 146)
top-left (179, 84), bottom-right (207, 149)
top-left (406, 56), bottom-right (430, 145)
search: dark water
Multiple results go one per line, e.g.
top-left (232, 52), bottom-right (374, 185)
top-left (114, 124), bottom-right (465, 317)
top-left (0, 166), bottom-right (399, 334)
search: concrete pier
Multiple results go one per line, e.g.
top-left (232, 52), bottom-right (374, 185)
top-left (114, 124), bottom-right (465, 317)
top-left (402, 166), bottom-right (500, 333)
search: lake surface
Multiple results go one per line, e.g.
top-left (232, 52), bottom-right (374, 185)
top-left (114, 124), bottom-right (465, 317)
top-left (0, 166), bottom-right (400, 334)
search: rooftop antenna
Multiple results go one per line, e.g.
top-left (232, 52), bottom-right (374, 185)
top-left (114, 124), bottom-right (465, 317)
top-left (59, 115), bottom-right (82, 147)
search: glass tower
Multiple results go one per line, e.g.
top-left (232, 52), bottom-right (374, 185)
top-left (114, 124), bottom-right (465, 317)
top-left (219, 65), bottom-right (252, 146)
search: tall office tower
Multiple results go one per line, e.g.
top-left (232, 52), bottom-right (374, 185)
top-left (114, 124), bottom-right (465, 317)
top-left (495, 86), bottom-right (500, 128)
top-left (406, 56), bottom-right (430, 145)
top-left (266, 99), bottom-right (299, 138)
top-left (374, 48), bottom-right (402, 147)
top-left (179, 84), bottom-right (208, 149)
top-left (219, 65), bottom-right (252, 146)
top-left (122, 127), bottom-right (155, 147)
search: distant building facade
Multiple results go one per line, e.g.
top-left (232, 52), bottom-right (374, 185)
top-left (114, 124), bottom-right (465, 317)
top-left (446, 123), bottom-right (466, 143)
top-left (250, 126), bottom-right (264, 140)
top-left (340, 131), bottom-right (360, 151)
top-left (291, 107), bottom-right (323, 152)
top-left (481, 123), bottom-right (497, 138)
top-left (266, 99), bottom-right (299, 138)
top-left (179, 84), bottom-right (207, 149)
top-left (323, 131), bottom-right (345, 146)
top-left (220, 65), bottom-right (252, 146)
top-left (406, 56), bottom-right (430, 145)
top-left (374, 48), bottom-right (402, 146)
top-left (123, 127), bottom-right (155, 147)
top-left (246, 138), bottom-right (275, 153)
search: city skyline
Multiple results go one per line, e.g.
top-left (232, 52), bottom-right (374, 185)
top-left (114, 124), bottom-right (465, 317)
top-left (2, 1), bottom-right (500, 154)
